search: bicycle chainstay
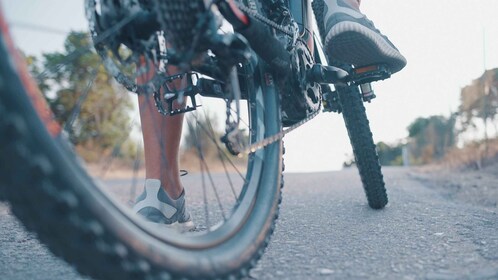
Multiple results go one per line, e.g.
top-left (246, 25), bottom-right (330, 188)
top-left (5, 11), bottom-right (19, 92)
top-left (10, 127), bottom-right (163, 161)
top-left (232, 1), bottom-right (320, 154)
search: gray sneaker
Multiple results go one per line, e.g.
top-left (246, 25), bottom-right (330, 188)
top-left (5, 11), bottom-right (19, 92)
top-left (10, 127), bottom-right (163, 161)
top-left (133, 179), bottom-right (195, 231)
top-left (314, 0), bottom-right (407, 74)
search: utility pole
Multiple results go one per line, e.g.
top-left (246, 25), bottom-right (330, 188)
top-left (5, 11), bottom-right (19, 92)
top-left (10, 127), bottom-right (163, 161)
top-left (481, 28), bottom-right (489, 161)
top-left (481, 28), bottom-right (493, 159)
top-left (483, 27), bottom-right (487, 71)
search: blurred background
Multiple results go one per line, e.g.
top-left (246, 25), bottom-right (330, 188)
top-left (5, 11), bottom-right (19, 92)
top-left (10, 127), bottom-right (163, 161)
top-left (2, 0), bottom-right (498, 172)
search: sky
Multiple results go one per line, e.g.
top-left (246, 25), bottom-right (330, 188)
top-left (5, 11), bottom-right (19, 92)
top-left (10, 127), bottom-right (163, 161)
top-left (2, 0), bottom-right (498, 172)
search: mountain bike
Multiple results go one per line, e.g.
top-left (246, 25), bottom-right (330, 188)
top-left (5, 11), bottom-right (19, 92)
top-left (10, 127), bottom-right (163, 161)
top-left (0, 0), bottom-right (390, 279)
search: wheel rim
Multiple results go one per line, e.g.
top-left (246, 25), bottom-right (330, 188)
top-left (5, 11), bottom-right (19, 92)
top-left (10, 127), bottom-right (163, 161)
top-left (28, 0), bottom-right (281, 249)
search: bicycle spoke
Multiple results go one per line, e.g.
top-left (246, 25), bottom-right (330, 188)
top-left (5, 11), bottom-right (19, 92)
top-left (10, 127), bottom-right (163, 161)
top-left (189, 112), bottom-right (227, 221)
top-left (199, 156), bottom-right (226, 221)
top-left (229, 106), bottom-right (250, 128)
top-left (128, 141), bottom-right (143, 206)
top-left (199, 110), bottom-right (240, 201)
top-left (63, 69), bottom-right (98, 133)
top-left (186, 117), bottom-right (212, 230)
top-left (100, 120), bottom-right (137, 178)
top-left (191, 112), bottom-right (247, 182)
top-left (200, 156), bottom-right (210, 231)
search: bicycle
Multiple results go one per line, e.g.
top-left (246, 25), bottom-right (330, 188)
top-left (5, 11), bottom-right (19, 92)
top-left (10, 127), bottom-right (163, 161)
top-left (0, 0), bottom-right (391, 279)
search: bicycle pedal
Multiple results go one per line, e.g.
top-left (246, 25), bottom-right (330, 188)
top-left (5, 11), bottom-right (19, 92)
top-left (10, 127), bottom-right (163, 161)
top-left (307, 64), bottom-right (349, 85)
top-left (163, 92), bottom-right (199, 116)
top-left (155, 73), bottom-right (201, 116)
top-left (350, 64), bottom-right (391, 85)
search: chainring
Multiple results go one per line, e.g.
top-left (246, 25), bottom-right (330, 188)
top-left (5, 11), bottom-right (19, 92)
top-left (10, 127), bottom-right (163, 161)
top-left (281, 40), bottom-right (321, 127)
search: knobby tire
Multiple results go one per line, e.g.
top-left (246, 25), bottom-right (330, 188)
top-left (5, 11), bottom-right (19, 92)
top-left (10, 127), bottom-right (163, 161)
top-left (337, 85), bottom-right (388, 209)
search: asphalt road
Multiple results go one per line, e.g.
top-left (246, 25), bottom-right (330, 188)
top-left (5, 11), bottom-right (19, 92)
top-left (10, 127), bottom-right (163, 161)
top-left (1, 167), bottom-right (497, 279)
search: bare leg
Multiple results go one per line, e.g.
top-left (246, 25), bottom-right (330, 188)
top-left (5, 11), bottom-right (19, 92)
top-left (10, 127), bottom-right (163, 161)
top-left (137, 63), bottom-right (186, 199)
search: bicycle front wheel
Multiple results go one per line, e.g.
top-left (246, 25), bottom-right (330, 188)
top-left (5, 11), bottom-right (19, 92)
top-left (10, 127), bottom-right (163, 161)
top-left (337, 85), bottom-right (388, 209)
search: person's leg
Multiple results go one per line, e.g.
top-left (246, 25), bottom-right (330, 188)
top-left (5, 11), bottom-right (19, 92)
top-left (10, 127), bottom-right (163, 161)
top-left (317, 0), bottom-right (407, 74)
top-left (137, 81), bottom-right (184, 200)
top-left (134, 61), bottom-right (193, 229)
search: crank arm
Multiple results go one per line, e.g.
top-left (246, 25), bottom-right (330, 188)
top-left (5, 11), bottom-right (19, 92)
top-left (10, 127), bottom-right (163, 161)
top-left (307, 64), bottom-right (349, 85)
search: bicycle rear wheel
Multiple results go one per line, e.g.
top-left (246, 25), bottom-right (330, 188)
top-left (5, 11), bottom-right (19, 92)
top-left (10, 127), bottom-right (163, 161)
top-left (0, 3), bottom-right (283, 279)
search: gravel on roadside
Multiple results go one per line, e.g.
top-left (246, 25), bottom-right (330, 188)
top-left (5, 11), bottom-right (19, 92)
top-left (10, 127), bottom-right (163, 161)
top-left (410, 161), bottom-right (498, 209)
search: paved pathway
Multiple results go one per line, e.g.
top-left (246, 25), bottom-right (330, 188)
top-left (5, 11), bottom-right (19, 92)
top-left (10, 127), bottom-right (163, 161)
top-left (1, 168), bottom-right (497, 279)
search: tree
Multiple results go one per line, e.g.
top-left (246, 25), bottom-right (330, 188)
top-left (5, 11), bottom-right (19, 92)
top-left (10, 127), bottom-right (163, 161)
top-left (183, 111), bottom-right (221, 156)
top-left (460, 69), bottom-right (498, 144)
top-left (407, 114), bottom-right (457, 164)
top-left (376, 141), bottom-right (403, 166)
top-left (25, 54), bottom-right (50, 94)
top-left (31, 31), bottom-right (134, 161)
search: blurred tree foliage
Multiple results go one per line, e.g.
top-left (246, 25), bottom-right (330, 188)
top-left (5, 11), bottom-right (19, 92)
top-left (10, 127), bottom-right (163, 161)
top-left (376, 142), bottom-right (403, 166)
top-left (407, 114), bottom-right (457, 164)
top-left (27, 31), bottom-right (134, 162)
top-left (343, 141), bottom-right (403, 167)
top-left (460, 68), bottom-right (498, 141)
top-left (182, 111), bottom-right (250, 165)
top-left (342, 70), bottom-right (498, 167)
top-left (183, 111), bottom-right (221, 157)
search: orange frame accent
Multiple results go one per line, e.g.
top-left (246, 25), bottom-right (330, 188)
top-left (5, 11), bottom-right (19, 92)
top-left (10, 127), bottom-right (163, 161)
top-left (0, 8), bottom-right (61, 137)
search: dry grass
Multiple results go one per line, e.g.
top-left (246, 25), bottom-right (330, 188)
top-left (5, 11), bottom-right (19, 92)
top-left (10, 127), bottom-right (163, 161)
top-left (414, 138), bottom-right (498, 209)
top-left (179, 149), bottom-right (248, 174)
top-left (441, 138), bottom-right (498, 170)
top-left (85, 150), bottom-right (247, 180)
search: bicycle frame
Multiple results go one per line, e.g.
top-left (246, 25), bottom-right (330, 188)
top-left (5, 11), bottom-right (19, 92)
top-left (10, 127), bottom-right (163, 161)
top-left (218, 0), bottom-right (389, 85)
top-left (218, 0), bottom-right (348, 86)
top-left (288, 0), bottom-right (315, 54)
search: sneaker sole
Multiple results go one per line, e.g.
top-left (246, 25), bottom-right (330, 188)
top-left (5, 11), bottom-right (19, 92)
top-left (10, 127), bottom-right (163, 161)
top-left (144, 220), bottom-right (196, 233)
top-left (324, 21), bottom-right (407, 74)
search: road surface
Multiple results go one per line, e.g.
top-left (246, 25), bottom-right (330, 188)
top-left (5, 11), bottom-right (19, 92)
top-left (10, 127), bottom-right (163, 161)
top-left (1, 167), bottom-right (497, 279)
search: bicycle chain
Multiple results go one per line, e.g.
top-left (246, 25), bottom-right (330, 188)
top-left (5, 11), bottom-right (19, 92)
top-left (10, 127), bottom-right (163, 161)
top-left (241, 109), bottom-right (319, 154)
top-left (235, 2), bottom-right (294, 36)
top-left (233, 1), bottom-right (321, 155)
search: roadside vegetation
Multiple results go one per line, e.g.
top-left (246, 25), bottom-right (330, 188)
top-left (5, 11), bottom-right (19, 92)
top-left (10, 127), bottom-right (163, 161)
top-left (26, 32), bottom-right (497, 172)
top-left (26, 32), bottom-right (136, 163)
top-left (368, 68), bottom-right (498, 170)
top-left (26, 31), bottom-right (242, 175)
